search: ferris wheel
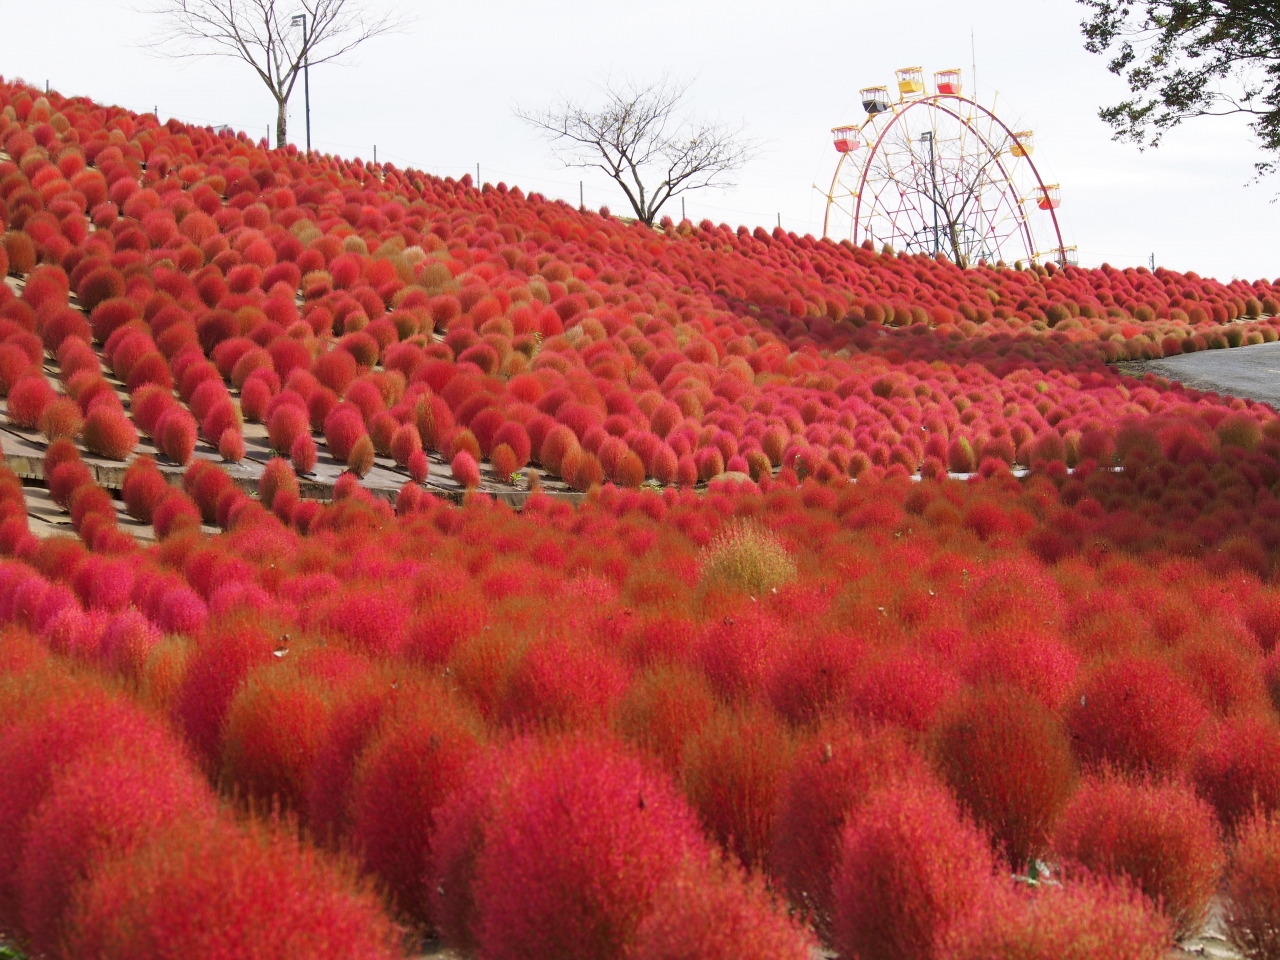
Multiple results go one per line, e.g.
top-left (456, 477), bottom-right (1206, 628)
top-left (821, 67), bottom-right (1072, 268)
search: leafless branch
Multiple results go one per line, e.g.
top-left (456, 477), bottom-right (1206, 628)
top-left (142, 0), bottom-right (410, 146)
top-left (516, 76), bottom-right (757, 226)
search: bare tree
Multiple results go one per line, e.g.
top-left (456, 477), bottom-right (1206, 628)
top-left (145, 0), bottom-right (406, 148)
top-left (517, 77), bottom-right (756, 226)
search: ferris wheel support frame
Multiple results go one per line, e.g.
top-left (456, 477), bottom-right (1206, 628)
top-left (821, 93), bottom-right (1067, 267)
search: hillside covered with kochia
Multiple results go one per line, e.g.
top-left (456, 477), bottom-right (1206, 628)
top-left (3, 76), bottom-right (1280, 960)
top-left (2, 76), bottom-right (1280, 496)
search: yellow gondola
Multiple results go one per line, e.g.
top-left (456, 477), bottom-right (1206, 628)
top-left (1010, 131), bottom-right (1035, 157)
top-left (896, 66), bottom-right (925, 97)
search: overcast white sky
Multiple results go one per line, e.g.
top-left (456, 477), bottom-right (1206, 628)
top-left (2, 0), bottom-right (1275, 281)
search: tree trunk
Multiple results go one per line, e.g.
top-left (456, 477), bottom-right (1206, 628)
top-left (276, 99), bottom-right (288, 149)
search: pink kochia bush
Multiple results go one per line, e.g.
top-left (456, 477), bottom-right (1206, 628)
top-left (0, 641), bottom-right (408, 960)
top-left (431, 736), bottom-right (708, 960)
top-left (348, 685), bottom-right (483, 919)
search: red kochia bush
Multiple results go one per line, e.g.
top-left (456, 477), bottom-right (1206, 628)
top-left (324, 406), bottom-right (366, 462)
top-left (770, 723), bottom-right (928, 939)
top-left (946, 876), bottom-right (1172, 960)
top-left (452, 449), bottom-right (481, 488)
top-left (63, 815), bottom-right (406, 960)
top-left (7, 374), bottom-right (55, 428)
top-left (629, 852), bottom-right (814, 960)
top-left (1068, 655), bottom-right (1209, 774)
top-left (291, 432), bottom-right (318, 474)
top-left (1193, 715), bottom-right (1280, 835)
top-left (1225, 811), bottom-right (1280, 960)
top-left (928, 685), bottom-right (1076, 868)
top-left (157, 409), bottom-right (198, 465)
top-left (0, 343), bottom-right (34, 395)
top-left (0, 678), bottom-right (173, 927)
top-left (830, 778), bottom-right (1002, 960)
top-left (83, 405), bottom-right (138, 460)
top-left (348, 688), bottom-right (482, 919)
top-left (171, 619), bottom-right (275, 769)
top-left (500, 636), bottom-right (631, 732)
top-left (16, 741), bottom-right (217, 954)
top-left (681, 707), bottom-right (794, 869)
top-left (435, 736), bottom-right (706, 960)
top-left (219, 664), bottom-right (332, 816)
top-left (122, 457), bottom-right (171, 523)
top-left (268, 404), bottom-right (310, 455)
top-left (1052, 773), bottom-right (1223, 936)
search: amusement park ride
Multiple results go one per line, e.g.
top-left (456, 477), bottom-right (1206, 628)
top-left (820, 67), bottom-right (1073, 269)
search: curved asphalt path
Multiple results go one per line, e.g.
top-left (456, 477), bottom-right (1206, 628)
top-left (1121, 341), bottom-right (1280, 410)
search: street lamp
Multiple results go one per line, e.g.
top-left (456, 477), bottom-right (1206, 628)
top-left (920, 131), bottom-right (940, 257)
top-left (290, 13), bottom-right (311, 153)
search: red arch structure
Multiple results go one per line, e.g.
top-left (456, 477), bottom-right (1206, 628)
top-left (823, 93), bottom-right (1067, 267)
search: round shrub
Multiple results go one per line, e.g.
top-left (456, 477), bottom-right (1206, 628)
top-left (158, 409), bottom-right (198, 466)
top-left (290, 433), bottom-right (317, 475)
top-left (347, 434), bottom-right (375, 478)
top-left (831, 778), bottom-right (1002, 960)
top-left (220, 665), bottom-right (331, 816)
top-left (452, 450), bottom-right (480, 489)
top-left (7, 374), bottom-right (55, 428)
top-left (1225, 811), bottom-right (1280, 960)
top-left (1067, 656), bottom-right (1208, 774)
top-left (629, 852), bottom-right (813, 960)
top-left (770, 723), bottom-right (927, 939)
top-left (1052, 772), bottom-right (1223, 936)
top-left (1193, 715), bottom-right (1280, 835)
top-left (946, 876), bottom-right (1172, 960)
top-left (348, 691), bottom-right (482, 920)
top-left (63, 816), bottom-right (406, 960)
top-left (218, 428), bottom-right (245, 463)
top-left (698, 520), bottom-right (795, 596)
top-left (928, 685), bottom-right (1076, 868)
top-left (39, 395), bottom-right (83, 442)
top-left (462, 736), bottom-right (707, 960)
top-left (17, 740), bottom-right (216, 953)
top-left (323, 406), bottom-right (365, 463)
top-left (83, 406), bottom-right (138, 460)
top-left (681, 707), bottom-right (794, 869)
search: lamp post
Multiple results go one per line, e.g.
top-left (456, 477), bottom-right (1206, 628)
top-left (291, 13), bottom-right (311, 153)
top-left (920, 131), bottom-right (940, 256)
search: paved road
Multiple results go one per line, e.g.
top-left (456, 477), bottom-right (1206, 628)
top-left (1122, 341), bottom-right (1280, 410)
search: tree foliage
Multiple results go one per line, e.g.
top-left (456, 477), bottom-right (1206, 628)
top-left (517, 78), bottom-right (756, 226)
top-left (1080, 0), bottom-right (1280, 173)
